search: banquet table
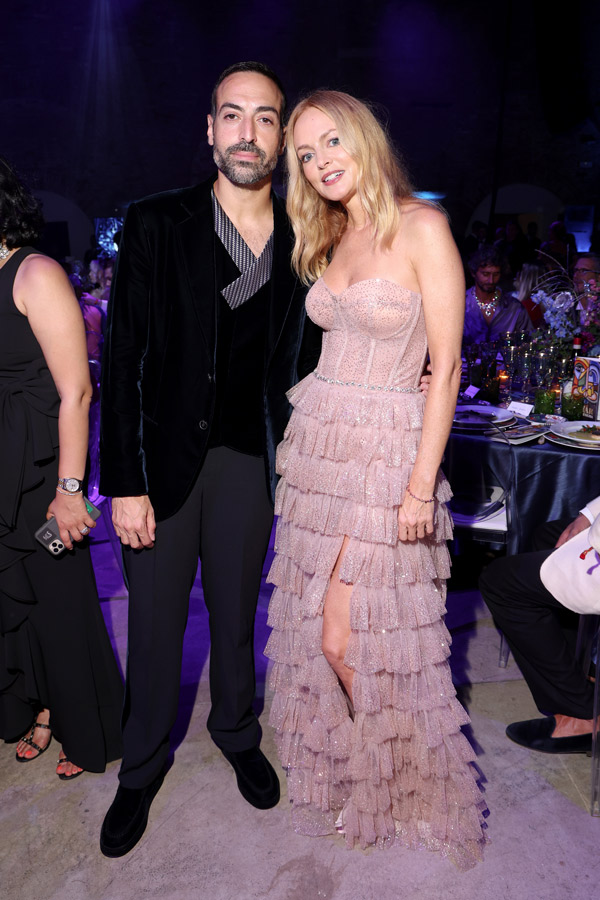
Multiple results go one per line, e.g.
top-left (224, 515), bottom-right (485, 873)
top-left (442, 430), bottom-right (600, 555)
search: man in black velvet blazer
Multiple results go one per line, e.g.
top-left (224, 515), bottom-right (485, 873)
top-left (99, 62), bottom-right (320, 858)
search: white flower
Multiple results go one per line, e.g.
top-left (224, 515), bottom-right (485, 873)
top-left (552, 291), bottom-right (576, 311)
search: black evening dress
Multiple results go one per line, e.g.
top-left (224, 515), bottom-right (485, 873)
top-left (0, 248), bottom-right (123, 771)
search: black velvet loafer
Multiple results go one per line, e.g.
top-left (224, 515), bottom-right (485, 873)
top-left (222, 747), bottom-right (280, 809)
top-left (100, 771), bottom-right (164, 858)
top-left (506, 716), bottom-right (592, 754)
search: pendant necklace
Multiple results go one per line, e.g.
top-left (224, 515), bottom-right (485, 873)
top-left (475, 287), bottom-right (500, 316)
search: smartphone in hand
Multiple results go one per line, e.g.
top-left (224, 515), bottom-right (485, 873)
top-left (34, 497), bottom-right (101, 556)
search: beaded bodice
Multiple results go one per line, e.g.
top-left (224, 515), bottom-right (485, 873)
top-left (306, 277), bottom-right (427, 391)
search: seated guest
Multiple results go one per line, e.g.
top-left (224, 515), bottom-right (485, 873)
top-left (479, 496), bottom-right (600, 753)
top-left (463, 246), bottom-right (531, 344)
top-left (572, 252), bottom-right (600, 324)
top-left (512, 262), bottom-right (546, 328)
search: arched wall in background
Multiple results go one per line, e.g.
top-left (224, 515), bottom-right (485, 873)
top-left (34, 191), bottom-right (94, 262)
top-left (468, 184), bottom-right (564, 243)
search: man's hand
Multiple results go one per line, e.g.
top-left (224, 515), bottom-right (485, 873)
top-left (555, 513), bottom-right (590, 548)
top-left (112, 495), bottom-right (156, 548)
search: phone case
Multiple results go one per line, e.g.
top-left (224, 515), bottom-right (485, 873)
top-left (34, 498), bottom-right (101, 556)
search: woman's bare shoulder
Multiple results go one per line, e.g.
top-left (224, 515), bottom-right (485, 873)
top-left (16, 253), bottom-right (67, 287)
top-left (14, 254), bottom-right (77, 316)
top-left (399, 198), bottom-right (449, 230)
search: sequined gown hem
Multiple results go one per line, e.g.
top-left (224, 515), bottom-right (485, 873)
top-left (265, 278), bottom-right (488, 870)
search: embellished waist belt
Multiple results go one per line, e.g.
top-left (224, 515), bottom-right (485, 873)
top-left (313, 371), bottom-right (420, 393)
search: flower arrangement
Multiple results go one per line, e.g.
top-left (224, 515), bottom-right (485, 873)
top-left (529, 260), bottom-right (600, 355)
top-left (530, 287), bottom-right (578, 339)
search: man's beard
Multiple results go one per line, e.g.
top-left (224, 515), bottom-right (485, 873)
top-left (213, 141), bottom-right (278, 185)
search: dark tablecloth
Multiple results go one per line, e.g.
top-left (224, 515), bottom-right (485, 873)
top-left (443, 432), bottom-right (600, 554)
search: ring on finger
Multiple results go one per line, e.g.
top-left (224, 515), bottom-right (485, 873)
top-left (81, 525), bottom-right (89, 535)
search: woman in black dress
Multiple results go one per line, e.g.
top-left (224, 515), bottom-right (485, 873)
top-left (0, 157), bottom-right (122, 778)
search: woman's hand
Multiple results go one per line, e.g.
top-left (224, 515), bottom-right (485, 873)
top-left (419, 362), bottom-right (432, 394)
top-left (46, 492), bottom-right (96, 550)
top-left (398, 491), bottom-right (435, 542)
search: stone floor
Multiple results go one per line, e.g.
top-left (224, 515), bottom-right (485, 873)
top-left (1, 513), bottom-right (598, 900)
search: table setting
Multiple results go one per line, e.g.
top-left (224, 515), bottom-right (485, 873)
top-left (445, 263), bottom-right (600, 551)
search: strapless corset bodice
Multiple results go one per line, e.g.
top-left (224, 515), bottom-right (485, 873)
top-left (306, 277), bottom-right (427, 391)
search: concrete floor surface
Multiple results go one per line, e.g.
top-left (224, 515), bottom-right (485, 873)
top-left (1, 519), bottom-right (598, 900)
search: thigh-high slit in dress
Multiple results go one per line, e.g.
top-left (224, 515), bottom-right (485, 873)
top-left (265, 277), bottom-right (487, 869)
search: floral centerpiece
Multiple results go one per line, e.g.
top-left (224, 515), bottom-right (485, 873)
top-left (529, 262), bottom-right (600, 356)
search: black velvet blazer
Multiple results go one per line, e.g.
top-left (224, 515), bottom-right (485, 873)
top-left (99, 177), bottom-right (321, 521)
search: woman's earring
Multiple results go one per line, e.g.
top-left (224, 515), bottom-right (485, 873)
top-left (0, 243), bottom-right (10, 260)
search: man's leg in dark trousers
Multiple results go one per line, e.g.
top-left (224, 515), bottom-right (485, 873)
top-left (197, 447), bottom-right (274, 752)
top-left (480, 519), bottom-right (594, 720)
top-left (118, 474), bottom-right (204, 789)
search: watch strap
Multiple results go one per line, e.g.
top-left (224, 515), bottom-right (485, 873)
top-left (57, 477), bottom-right (84, 494)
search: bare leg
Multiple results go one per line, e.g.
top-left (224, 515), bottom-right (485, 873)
top-left (322, 536), bottom-right (355, 703)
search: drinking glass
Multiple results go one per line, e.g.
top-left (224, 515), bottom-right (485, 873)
top-left (533, 388), bottom-right (555, 415)
top-left (561, 376), bottom-right (584, 420)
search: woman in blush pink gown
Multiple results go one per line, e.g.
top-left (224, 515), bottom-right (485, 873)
top-left (265, 91), bottom-right (488, 869)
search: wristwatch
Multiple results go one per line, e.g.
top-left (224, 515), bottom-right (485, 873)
top-left (57, 477), bottom-right (84, 494)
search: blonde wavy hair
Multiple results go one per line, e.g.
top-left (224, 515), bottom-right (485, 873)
top-left (286, 90), bottom-right (414, 284)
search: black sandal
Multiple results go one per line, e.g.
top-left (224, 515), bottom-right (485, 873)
top-left (15, 721), bottom-right (52, 762)
top-left (57, 755), bottom-right (84, 781)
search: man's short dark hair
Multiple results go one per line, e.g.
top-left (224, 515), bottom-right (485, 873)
top-left (211, 61), bottom-right (287, 125)
top-left (469, 245), bottom-right (503, 273)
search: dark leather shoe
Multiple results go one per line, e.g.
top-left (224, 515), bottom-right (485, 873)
top-left (100, 771), bottom-right (164, 857)
top-left (506, 716), bottom-right (592, 754)
top-left (222, 746), bottom-right (280, 809)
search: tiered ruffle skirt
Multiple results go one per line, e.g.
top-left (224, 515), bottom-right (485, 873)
top-left (265, 374), bottom-right (488, 869)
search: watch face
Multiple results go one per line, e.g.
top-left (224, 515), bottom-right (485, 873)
top-left (65, 478), bottom-right (81, 492)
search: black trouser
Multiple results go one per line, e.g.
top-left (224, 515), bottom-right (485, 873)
top-left (479, 519), bottom-right (595, 720)
top-left (119, 447), bottom-right (274, 789)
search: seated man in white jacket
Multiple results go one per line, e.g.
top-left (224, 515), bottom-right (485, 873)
top-left (479, 495), bottom-right (600, 753)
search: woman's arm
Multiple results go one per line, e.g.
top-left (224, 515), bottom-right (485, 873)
top-left (14, 255), bottom-right (96, 549)
top-left (397, 205), bottom-right (465, 541)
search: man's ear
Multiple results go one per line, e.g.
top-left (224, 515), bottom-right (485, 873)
top-left (207, 114), bottom-right (214, 147)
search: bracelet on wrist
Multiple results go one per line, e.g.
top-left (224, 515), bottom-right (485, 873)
top-left (406, 485), bottom-right (434, 504)
top-left (56, 487), bottom-right (83, 496)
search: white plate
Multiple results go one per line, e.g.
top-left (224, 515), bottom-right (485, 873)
top-left (453, 405), bottom-right (515, 427)
top-left (545, 433), bottom-right (600, 452)
top-left (550, 420), bottom-right (600, 445)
